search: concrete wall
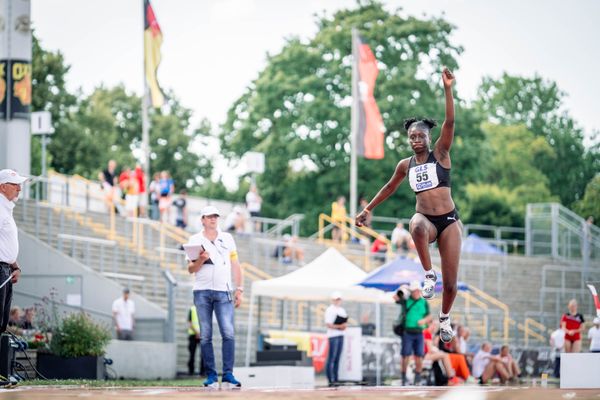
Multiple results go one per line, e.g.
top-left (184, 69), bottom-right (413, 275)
top-left (13, 230), bottom-right (168, 341)
top-left (105, 340), bottom-right (177, 379)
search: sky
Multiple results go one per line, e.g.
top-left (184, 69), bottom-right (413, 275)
top-left (30, 0), bottom-right (600, 181)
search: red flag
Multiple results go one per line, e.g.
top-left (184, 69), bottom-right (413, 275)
top-left (144, 0), bottom-right (164, 108)
top-left (353, 34), bottom-right (385, 159)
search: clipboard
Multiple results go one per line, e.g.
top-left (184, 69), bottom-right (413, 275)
top-left (334, 315), bottom-right (348, 325)
top-left (182, 243), bottom-right (214, 264)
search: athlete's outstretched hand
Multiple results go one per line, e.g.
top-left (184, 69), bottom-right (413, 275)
top-left (442, 67), bottom-right (455, 88)
top-left (355, 210), bottom-right (369, 227)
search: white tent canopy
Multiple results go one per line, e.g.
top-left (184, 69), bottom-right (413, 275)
top-left (251, 247), bottom-right (391, 303)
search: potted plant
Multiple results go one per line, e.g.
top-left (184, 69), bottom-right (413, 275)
top-left (37, 312), bottom-right (111, 379)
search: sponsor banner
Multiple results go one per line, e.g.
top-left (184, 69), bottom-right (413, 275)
top-left (9, 59), bottom-right (31, 119)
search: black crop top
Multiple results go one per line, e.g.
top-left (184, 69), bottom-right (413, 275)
top-left (407, 151), bottom-right (451, 194)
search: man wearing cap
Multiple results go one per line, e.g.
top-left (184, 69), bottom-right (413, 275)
top-left (0, 169), bottom-right (27, 338)
top-left (324, 291), bottom-right (348, 387)
top-left (394, 280), bottom-right (432, 386)
top-left (112, 287), bottom-right (135, 340)
top-left (187, 205), bottom-right (243, 388)
top-left (588, 317), bottom-right (600, 353)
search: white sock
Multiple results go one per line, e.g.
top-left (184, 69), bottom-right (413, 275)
top-left (439, 312), bottom-right (449, 320)
top-left (425, 270), bottom-right (436, 279)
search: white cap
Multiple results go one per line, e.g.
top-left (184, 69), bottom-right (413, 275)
top-left (0, 169), bottom-right (28, 185)
top-left (409, 280), bottom-right (421, 291)
top-left (331, 291), bottom-right (342, 300)
top-left (200, 205), bottom-right (220, 218)
top-left (594, 317), bottom-right (600, 325)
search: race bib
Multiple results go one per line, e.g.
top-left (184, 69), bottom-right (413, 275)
top-left (408, 163), bottom-right (440, 192)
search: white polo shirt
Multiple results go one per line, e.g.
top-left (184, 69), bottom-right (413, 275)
top-left (112, 297), bottom-right (135, 330)
top-left (324, 304), bottom-right (347, 338)
top-left (187, 229), bottom-right (238, 292)
top-left (0, 193), bottom-right (18, 264)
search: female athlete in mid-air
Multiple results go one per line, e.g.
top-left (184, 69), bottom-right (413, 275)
top-left (355, 68), bottom-right (460, 342)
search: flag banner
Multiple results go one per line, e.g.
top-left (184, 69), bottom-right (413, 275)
top-left (587, 284), bottom-right (600, 317)
top-left (0, 60), bottom-right (7, 120)
top-left (353, 34), bottom-right (384, 159)
top-left (144, 0), bottom-right (164, 108)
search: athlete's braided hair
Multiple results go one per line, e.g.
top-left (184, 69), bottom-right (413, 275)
top-left (403, 118), bottom-right (437, 133)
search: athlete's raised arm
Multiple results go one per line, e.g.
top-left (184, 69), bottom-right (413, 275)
top-left (355, 158), bottom-right (409, 227)
top-left (434, 68), bottom-right (455, 158)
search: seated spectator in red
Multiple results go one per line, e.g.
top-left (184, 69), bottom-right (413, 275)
top-left (371, 234), bottom-right (388, 261)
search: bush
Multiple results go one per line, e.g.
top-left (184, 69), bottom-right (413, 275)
top-left (49, 313), bottom-right (111, 358)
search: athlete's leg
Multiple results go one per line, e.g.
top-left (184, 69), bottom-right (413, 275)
top-left (436, 222), bottom-right (462, 315)
top-left (564, 339), bottom-right (573, 353)
top-left (409, 214), bottom-right (437, 272)
top-left (571, 339), bottom-right (582, 353)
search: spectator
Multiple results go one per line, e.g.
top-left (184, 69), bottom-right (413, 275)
top-left (472, 342), bottom-right (509, 384)
top-left (324, 291), bottom-right (347, 387)
top-left (20, 307), bottom-right (36, 330)
top-left (148, 173), bottom-right (161, 220)
top-left (282, 234), bottom-right (305, 265)
top-left (112, 288), bottom-right (135, 340)
top-left (499, 345), bottom-right (521, 382)
top-left (245, 185), bottom-right (262, 233)
top-left (224, 206), bottom-right (246, 234)
top-left (371, 234), bottom-right (388, 262)
top-left (124, 172), bottom-right (140, 218)
top-left (435, 329), bottom-right (474, 383)
top-left (158, 171), bottom-right (175, 223)
top-left (7, 307), bottom-right (22, 334)
top-left (100, 160), bottom-right (118, 212)
top-left (391, 222), bottom-right (411, 253)
top-left (561, 298), bottom-right (585, 353)
top-left (549, 326), bottom-right (565, 378)
top-left (331, 196), bottom-right (347, 242)
top-left (358, 198), bottom-right (372, 228)
top-left (173, 190), bottom-right (188, 229)
top-left (456, 325), bottom-right (474, 364)
top-left (134, 165), bottom-right (147, 217)
top-left (423, 322), bottom-right (460, 385)
top-left (118, 166), bottom-right (131, 200)
top-left (394, 281), bottom-right (432, 386)
top-left (588, 317), bottom-right (600, 353)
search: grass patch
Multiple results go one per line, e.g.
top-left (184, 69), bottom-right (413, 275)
top-left (23, 378), bottom-right (203, 387)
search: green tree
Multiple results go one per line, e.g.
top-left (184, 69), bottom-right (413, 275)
top-left (31, 34), bottom-right (77, 175)
top-left (219, 2), bottom-right (486, 234)
top-left (574, 174), bottom-right (600, 222)
top-left (460, 184), bottom-right (521, 227)
top-left (475, 73), bottom-right (600, 207)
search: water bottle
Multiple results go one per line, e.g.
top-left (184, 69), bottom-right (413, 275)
top-left (541, 373), bottom-right (548, 388)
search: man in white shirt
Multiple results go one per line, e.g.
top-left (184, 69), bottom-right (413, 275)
top-left (324, 291), bottom-right (348, 387)
top-left (0, 170), bottom-right (27, 337)
top-left (588, 317), bottom-right (600, 353)
top-left (245, 185), bottom-right (262, 232)
top-left (391, 222), bottom-right (411, 253)
top-left (187, 206), bottom-right (243, 388)
top-left (472, 342), bottom-right (509, 384)
top-left (112, 288), bottom-right (135, 340)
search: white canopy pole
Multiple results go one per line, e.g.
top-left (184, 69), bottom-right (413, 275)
top-left (376, 301), bottom-right (381, 386)
top-left (245, 293), bottom-right (256, 367)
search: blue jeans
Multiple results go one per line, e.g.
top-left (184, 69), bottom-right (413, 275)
top-left (326, 335), bottom-right (344, 383)
top-left (193, 290), bottom-right (235, 376)
top-left (401, 331), bottom-right (424, 357)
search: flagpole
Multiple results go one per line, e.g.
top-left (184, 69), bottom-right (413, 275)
top-left (142, 0), bottom-right (151, 194)
top-left (350, 28), bottom-right (359, 219)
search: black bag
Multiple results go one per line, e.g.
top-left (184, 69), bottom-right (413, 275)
top-left (392, 300), bottom-right (418, 337)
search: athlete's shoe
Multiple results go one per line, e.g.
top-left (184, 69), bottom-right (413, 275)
top-left (221, 373), bottom-right (242, 389)
top-left (422, 271), bottom-right (437, 300)
top-left (203, 373), bottom-right (219, 389)
top-left (439, 316), bottom-right (455, 343)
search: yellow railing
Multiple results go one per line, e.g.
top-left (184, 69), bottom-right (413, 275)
top-left (459, 291), bottom-right (489, 338)
top-left (524, 317), bottom-right (549, 345)
top-left (468, 284), bottom-right (510, 342)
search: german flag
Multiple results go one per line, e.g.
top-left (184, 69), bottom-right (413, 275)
top-left (144, 0), bottom-right (164, 108)
top-left (353, 33), bottom-right (384, 159)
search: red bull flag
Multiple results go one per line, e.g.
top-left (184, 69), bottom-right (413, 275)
top-left (352, 33), bottom-right (385, 159)
top-left (144, 0), bottom-right (164, 108)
